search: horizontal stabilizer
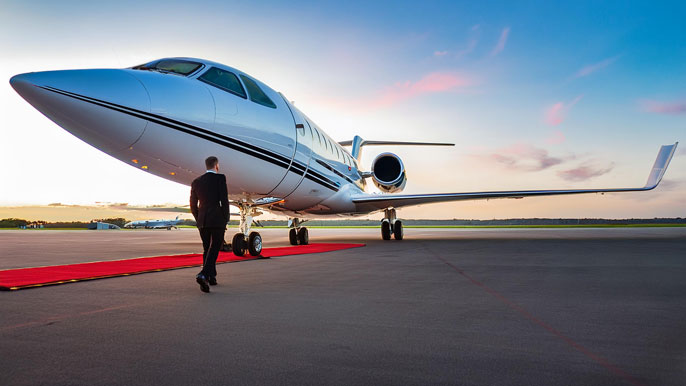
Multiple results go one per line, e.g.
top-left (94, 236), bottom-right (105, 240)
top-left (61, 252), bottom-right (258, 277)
top-left (340, 135), bottom-right (454, 163)
top-left (338, 140), bottom-right (454, 147)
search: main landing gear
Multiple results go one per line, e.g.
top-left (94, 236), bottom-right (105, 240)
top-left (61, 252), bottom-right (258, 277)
top-left (230, 203), bottom-right (264, 257)
top-left (381, 208), bottom-right (403, 241)
top-left (288, 218), bottom-right (309, 245)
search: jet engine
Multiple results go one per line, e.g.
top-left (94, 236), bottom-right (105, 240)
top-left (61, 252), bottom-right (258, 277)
top-left (371, 152), bottom-right (407, 193)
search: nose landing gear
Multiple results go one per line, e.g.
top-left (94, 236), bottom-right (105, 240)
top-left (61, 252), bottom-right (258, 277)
top-left (230, 203), bottom-right (264, 257)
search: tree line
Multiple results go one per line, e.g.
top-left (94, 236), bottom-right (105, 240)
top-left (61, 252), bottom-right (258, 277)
top-left (0, 218), bottom-right (199, 228)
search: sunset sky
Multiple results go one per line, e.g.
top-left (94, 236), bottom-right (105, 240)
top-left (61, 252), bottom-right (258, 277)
top-left (1, 1), bottom-right (684, 220)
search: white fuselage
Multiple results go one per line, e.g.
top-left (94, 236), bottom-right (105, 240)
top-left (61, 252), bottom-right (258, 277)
top-left (10, 58), bottom-right (368, 218)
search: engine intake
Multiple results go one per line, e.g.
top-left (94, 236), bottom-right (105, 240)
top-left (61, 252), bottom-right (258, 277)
top-left (371, 152), bottom-right (407, 193)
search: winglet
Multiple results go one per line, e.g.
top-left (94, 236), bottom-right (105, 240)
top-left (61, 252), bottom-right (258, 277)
top-left (644, 142), bottom-right (678, 189)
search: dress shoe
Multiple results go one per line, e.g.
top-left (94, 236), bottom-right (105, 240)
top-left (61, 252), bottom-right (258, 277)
top-left (208, 276), bottom-right (217, 286)
top-left (196, 274), bottom-right (210, 293)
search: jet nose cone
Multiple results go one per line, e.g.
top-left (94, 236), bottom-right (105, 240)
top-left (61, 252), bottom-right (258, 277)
top-left (10, 69), bottom-right (151, 153)
top-left (9, 72), bottom-right (37, 98)
top-left (10, 73), bottom-right (28, 87)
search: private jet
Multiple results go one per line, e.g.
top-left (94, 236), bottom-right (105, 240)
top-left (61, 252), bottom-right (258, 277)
top-left (124, 215), bottom-right (183, 230)
top-left (10, 57), bottom-right (678, 257)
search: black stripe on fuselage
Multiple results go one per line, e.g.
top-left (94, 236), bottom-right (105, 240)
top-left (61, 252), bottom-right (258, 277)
top-left (39, 85), bottom-right (341, 192)
top-left (316, 159), bottom-right (356, 185)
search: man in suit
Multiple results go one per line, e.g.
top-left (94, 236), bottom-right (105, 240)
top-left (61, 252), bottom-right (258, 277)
top-left (190, 156), bottom-right (230, 293)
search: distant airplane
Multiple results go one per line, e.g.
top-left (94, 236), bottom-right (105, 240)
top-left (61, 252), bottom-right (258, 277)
top-left (124, 215), bottom-right (183, 230)
top-left (10, 57), bottom-right (678, 256)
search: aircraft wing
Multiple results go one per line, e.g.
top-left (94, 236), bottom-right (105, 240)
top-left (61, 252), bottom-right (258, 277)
top-left (351, 142), bottom-right (678, 211)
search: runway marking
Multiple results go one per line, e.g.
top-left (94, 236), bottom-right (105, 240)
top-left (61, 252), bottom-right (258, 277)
top-left (433, 254), bottom-right (647, 386)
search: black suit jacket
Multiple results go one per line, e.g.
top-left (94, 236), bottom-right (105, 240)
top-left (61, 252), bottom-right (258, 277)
top-left (190, 172), bottom-right (230, 228)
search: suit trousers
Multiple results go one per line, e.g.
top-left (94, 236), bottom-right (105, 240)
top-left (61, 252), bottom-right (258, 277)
top-left (198, 227), bottom-right (225, 278)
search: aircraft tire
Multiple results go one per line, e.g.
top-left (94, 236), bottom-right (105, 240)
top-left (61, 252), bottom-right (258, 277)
top-left (393, 220), bottom-right (404, 240)
top-left (297, 227), bottom-right (309, 245)
top-left (381, 220), bottom-right (391, 240)
top-left (232, 233), bottom-right (246, 256)
top-left (289, 228), bottom-right (298, 245)
top-left (248, 232), bottom-right (262, 256)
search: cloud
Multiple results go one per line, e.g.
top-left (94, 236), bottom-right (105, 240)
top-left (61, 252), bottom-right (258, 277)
top-left (434, 50), bottom-right (448, 57)
top-left (455, 25), bottom-right (481, 59)
top-left (479, 143), bottom-right (566, 172)
top-left (490, 27), bottom-right (510, 57)
top-left (575, 56), bottom-right (619, 78)
top-left (369, 71), bottom-right (473, 107)
top-left (640, 99), bottom-right (686, 115)
top-left (656, 179), bottom-right (686, 191)
top-left (546, 130), bottom-right (566, 145)
top-left (545, 95), bottom-right (583, 126)
top-left (557, 162), bottom-right (614, 182)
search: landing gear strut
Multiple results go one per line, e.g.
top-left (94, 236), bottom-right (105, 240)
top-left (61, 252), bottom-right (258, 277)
top-left (230, 203), bottom-right (264, 257)
top-left (381, 208), bottom-right (403, 241)
top-left (288, 218), bottom-right (309, 245)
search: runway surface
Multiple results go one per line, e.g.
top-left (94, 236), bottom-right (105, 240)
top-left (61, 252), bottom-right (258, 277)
top-left (1, 227), bottom-right (685, 386)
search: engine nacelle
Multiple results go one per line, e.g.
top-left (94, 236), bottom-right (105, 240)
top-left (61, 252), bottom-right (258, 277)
top-left (371, 152), bottom-right (407, 193)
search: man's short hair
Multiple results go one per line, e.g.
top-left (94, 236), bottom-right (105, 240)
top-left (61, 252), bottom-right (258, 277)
top-left (205, 156), bottom-right (218, 170)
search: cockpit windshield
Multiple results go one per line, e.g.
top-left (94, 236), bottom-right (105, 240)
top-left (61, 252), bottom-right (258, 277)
top-left (132, 59), bottom-right (202, 76)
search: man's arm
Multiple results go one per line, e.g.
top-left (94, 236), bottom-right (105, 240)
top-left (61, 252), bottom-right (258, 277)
top-left (190, 181), bottom-right (199, 221)
top-left (220, 174), bottom-right (230, 222)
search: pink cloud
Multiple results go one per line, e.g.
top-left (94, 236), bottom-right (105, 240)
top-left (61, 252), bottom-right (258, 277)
top-left (557, 162), bottom-right (614, 182)
top-left (370, 72), bottom-right (472, 107)
top-left (479, 143), bottom-right (566, 172)
top-left (490, 27), bottom-right (510, 57)
top-left (545, 95), bottom-right (583, 126)
top-left (434, 50), bottom-right (448, 57)
top-left (546, 130), bottom-right (566, 144)
top-left (575, 56), bottom-right (619, 78)
top-left (640, 99), bottom-right (686, 115)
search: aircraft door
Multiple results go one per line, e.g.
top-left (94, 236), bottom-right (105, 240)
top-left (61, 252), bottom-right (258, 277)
top-left (266, 96), bottom-right (313, 201)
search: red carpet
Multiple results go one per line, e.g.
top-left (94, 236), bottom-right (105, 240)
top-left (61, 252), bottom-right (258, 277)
top-left (0, 243), bottom-right (364, 290)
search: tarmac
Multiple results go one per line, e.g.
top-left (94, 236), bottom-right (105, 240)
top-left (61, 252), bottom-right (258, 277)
top-left (1, 227), bottom-right (685, 386)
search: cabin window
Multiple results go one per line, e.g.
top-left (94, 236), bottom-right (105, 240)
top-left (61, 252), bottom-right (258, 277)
top-left (240, 75), bottom-right (277, 108)
top-left (306, 120), bottom-right (314, 138)
top-left (132, 59), bottom-right (202, 76)
top-left (198, 67), bottom-right (246, 98)
top-left (314, 128), bottom-right (322, 146)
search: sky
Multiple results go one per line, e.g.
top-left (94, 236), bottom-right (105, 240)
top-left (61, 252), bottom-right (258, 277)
top-left (1, 0), bottom-right (685, 220)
